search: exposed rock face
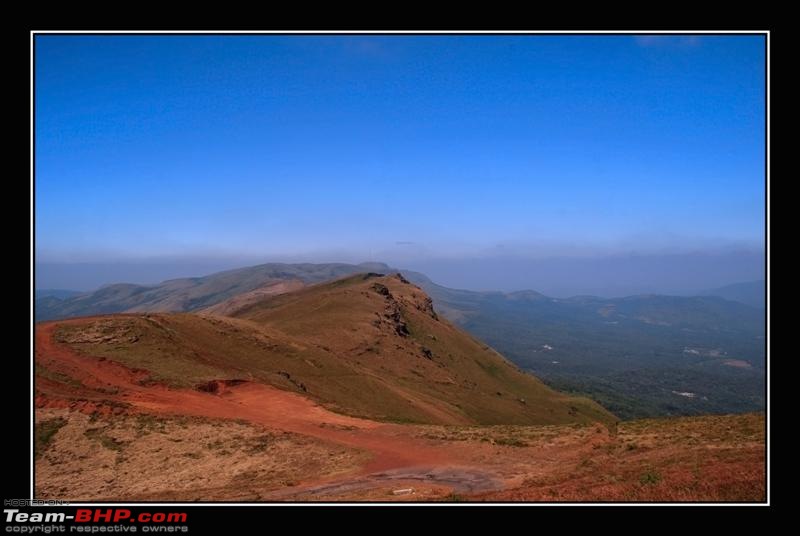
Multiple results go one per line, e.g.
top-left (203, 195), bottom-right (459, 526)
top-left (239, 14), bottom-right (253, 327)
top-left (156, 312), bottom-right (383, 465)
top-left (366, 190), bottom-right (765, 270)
top-left (371, 281), bottom-right (411, 337)
top-left (369, 273), bottom-right (443, 337)
top-left (196, 379), bottom-right (249, 394)
top-left (371, 283), bottom-right (392, 297)
top-left (416, 295), bottom-right (439, 321)
top-left (277, 371), bottom-right (308, 392)
top-left (385, 303), bottom-right (411, 337)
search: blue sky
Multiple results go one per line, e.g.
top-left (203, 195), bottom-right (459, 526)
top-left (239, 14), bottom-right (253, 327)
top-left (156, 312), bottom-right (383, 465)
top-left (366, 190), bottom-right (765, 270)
top-left (35, 35), bottom-right (766, 291)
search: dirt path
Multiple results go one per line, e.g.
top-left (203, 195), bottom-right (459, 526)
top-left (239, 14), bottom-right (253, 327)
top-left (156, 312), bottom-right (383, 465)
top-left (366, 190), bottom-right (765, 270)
top-left (35, 321), bottom-right (492, 492)
top-left (263, 465), bottom-right (502, 500)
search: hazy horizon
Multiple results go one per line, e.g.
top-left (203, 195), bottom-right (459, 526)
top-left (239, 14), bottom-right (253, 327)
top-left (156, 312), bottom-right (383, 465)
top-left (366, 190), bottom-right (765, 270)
top-left (35, 247), bottom-right (765, 298)
top-left (35, 35), bottom-right (765, 297)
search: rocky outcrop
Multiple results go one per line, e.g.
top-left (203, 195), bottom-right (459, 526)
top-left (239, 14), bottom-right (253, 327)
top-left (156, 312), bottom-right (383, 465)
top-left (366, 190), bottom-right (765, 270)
top-left (196, 379), bottom-right (249, 394)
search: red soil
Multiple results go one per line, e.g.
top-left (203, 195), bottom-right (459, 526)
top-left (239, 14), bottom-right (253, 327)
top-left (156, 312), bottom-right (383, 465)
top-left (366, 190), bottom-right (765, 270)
top-left (36, 320), bottom-right (453, 474)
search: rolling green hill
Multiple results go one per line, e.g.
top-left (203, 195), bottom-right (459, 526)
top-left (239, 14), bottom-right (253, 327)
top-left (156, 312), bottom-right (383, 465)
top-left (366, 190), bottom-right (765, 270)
top-left (49, 273), bottom-right (614, 426)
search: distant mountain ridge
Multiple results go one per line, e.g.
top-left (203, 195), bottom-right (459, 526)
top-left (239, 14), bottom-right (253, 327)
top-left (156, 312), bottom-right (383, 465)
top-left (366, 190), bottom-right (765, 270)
top-left (700, 280), bottom-right (765, 309)
top-left (34, 262), bottom-right (396, 321)
top-left (35, 262), bottom-right (766, 321)
top-left (34, 289), bottom-right (83, 300)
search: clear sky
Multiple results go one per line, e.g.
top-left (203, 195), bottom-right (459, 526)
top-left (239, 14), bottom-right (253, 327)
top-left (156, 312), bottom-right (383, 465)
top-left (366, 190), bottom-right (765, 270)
top-left (35, 34), bottom-right (766, 292)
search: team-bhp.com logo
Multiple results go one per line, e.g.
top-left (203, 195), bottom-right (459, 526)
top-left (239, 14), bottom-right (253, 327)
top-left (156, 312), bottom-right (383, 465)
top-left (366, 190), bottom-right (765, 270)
top-left (5, 509), bottom-right (188, 523)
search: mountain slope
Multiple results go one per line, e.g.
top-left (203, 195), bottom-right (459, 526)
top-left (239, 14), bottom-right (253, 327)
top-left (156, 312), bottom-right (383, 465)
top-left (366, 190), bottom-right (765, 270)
top-left (39, 273), bottom-right (614, 427)
top-left (34, 262), bottom-right (394, 321)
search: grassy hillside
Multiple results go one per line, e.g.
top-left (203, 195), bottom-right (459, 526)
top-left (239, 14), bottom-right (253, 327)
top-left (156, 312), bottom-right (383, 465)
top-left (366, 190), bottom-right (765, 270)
top-left (51, 273), bottom-right (614, 427)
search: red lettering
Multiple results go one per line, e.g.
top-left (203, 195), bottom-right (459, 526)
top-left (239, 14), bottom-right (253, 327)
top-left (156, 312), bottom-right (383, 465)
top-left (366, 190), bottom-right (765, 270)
top-left (94, 509), bottom-right (113, 522)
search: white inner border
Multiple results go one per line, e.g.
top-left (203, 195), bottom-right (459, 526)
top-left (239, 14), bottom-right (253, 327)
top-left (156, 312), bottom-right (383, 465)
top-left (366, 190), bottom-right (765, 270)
top-left (30, 29), bottom-right (770, 507)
